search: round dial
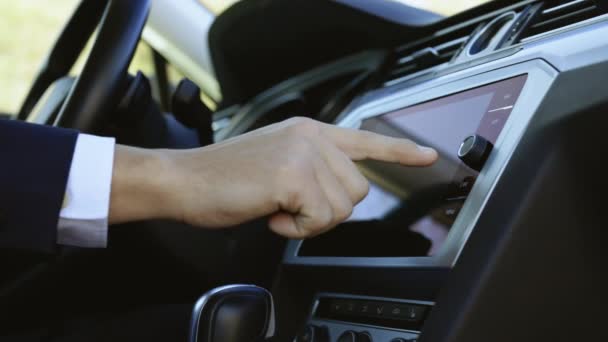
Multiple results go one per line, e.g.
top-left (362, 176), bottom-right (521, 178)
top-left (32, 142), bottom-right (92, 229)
top-left (458, 134), bottom-right (493, 172)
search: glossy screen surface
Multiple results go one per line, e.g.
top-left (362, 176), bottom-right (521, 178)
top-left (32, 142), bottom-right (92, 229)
top-left (298, 75), bottom-right (527, 257)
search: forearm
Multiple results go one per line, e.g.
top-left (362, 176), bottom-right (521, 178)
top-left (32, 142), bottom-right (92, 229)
top-left (105, 118), bottom-right (437, 239)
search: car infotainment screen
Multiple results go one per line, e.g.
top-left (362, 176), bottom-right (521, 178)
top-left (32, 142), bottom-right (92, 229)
top-left (298, 75), bottom-right (528, 257)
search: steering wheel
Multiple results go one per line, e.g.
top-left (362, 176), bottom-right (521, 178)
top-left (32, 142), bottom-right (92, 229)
top-left (16, 0), bottom-right (150, 133)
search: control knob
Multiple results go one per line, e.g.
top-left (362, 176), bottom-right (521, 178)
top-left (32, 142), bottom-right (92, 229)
top-left (458, 134), bottom-right (493, 172)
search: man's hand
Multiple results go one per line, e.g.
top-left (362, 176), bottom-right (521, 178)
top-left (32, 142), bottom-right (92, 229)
top-left (109, 117), bottom-right (438, 239)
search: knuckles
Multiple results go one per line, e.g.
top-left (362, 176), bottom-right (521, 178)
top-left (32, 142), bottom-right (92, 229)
top-left (284, 116), bottom-right (322, 138)
top-left (277, 139), bottom-right (316, 178)
top-left (273, 147), bottom-right (315, 210)
top-left (272, 117), bottom-right (369, 237)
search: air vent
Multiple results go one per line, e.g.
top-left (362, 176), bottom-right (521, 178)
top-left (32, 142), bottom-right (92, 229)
top-left (384, 23), bottom-right (480, 87)
top-left (520, 0), bottom-right (607, 41)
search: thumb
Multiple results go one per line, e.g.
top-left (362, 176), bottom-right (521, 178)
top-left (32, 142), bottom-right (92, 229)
top-left (268, 212), bottom-right (301, 239)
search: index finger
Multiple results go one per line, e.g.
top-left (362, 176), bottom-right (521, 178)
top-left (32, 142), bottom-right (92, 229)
top-left (320, 123), bottom-right (438, 166)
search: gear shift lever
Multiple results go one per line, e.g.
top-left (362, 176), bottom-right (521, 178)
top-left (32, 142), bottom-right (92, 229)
top-left (189, 284), bottom-right (276, 342)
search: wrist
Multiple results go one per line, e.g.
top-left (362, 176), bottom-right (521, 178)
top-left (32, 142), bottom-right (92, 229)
top-left (109, 146), bottom-right (180, 224)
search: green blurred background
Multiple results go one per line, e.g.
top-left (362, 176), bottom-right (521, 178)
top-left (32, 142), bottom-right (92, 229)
top-left (0, 0), bottom-right (489, 114)
top-left (1, 0), bottom-right (78, 114)
top-left (0, 0), bottom-right (154, 115)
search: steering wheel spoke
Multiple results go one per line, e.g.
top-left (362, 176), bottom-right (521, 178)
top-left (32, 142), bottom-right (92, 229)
top-left (18, 0), bottom-right (151, 134)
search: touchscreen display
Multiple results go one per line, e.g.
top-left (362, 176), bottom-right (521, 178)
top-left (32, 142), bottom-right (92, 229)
top-left (298, 75), bottom-right (527, 257)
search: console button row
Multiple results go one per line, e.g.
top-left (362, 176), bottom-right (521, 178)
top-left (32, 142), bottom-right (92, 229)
top-left (330, 299), bottom-right (427, 322)
top-left (295, 324), bottom-right (417, 342)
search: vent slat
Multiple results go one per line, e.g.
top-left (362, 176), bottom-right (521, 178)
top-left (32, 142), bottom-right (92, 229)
top-left (385, 27), bottom-right (474, 86)
top-left (520, 0), bottom-right (607, 41)
top-left (542, 0), bottom-right (587, 15)
top-left (531, 6), bottom-right (596, 29)
top-left (434, 36), bottom-right (470, 52)
top-left (383, 15), bottom-right (488, 87)
top-left (386, 46), bottom-right (463, 85)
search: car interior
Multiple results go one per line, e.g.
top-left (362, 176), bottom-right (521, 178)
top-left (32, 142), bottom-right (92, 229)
top-left (1, 0), bottom-right (607, 341)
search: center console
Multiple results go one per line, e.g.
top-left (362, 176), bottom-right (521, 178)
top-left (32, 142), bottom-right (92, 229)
top-left (282, 61), bottom-right (557, 342)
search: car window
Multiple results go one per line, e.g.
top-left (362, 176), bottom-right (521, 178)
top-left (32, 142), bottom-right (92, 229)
top-left (0, 0), bottom-right (153, 116)
top-left (0, 0), bottom-right (78, 114)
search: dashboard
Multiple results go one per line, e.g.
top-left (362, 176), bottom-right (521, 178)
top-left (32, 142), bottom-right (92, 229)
top-left (278, 63), bottom-right (558, 342)
top-left (206, 0), bottom-right (608, 341)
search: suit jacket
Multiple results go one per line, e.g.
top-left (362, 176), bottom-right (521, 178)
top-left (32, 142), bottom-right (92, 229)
top-left (0, 119), bottom-right (77, 254)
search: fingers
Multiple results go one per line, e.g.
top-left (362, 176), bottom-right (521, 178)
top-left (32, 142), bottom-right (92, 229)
top-left (268, 117), bottom-right (438, 240)
top-left (268, 168), bottom-right (333, 239)
top-left (268, 212), bottom-right (298, 237)
top-left (311, 154), bottom-right (355, 229)
top-left (268, 142), bottom-right (358, 239)
top-left (316, 139), bottom-right (370, 204)
top-left (320, 123), bottom-right (438, 166)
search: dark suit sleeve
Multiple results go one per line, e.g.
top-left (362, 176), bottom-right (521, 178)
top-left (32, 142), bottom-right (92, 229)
top-left (0, 119), bottom-right (78, 254)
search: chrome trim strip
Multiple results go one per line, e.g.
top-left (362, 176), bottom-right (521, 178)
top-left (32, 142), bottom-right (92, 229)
top-left (434, 0), bottom-right (536, 36)
top-left (464, 11), bottom-right (518, 58)
top-left (520, 12), bottom-right (608, 43)
top-left (435, 36), bottom-right (470, 52)
top-left (543, 0), bottom-right (588, 15)
top-left (190, 284), bottom-right (275, 342)
top-left (313, 292), bottom-right (434, 312)
top-left (488, 105), bottom-right (514, 112)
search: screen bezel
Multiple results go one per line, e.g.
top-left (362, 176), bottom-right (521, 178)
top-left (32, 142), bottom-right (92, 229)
top-left (283, 60), bottom-right (557, 268)
top-left (296, 75), bottom-right (527, 258)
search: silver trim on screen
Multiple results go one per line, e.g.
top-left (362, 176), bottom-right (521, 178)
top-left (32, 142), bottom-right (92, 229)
top-left (283, 60), bottom-right (558, 268)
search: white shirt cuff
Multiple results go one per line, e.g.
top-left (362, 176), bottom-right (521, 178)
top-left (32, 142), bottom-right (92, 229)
top-left (57, 134), bottom-right (115, 248)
